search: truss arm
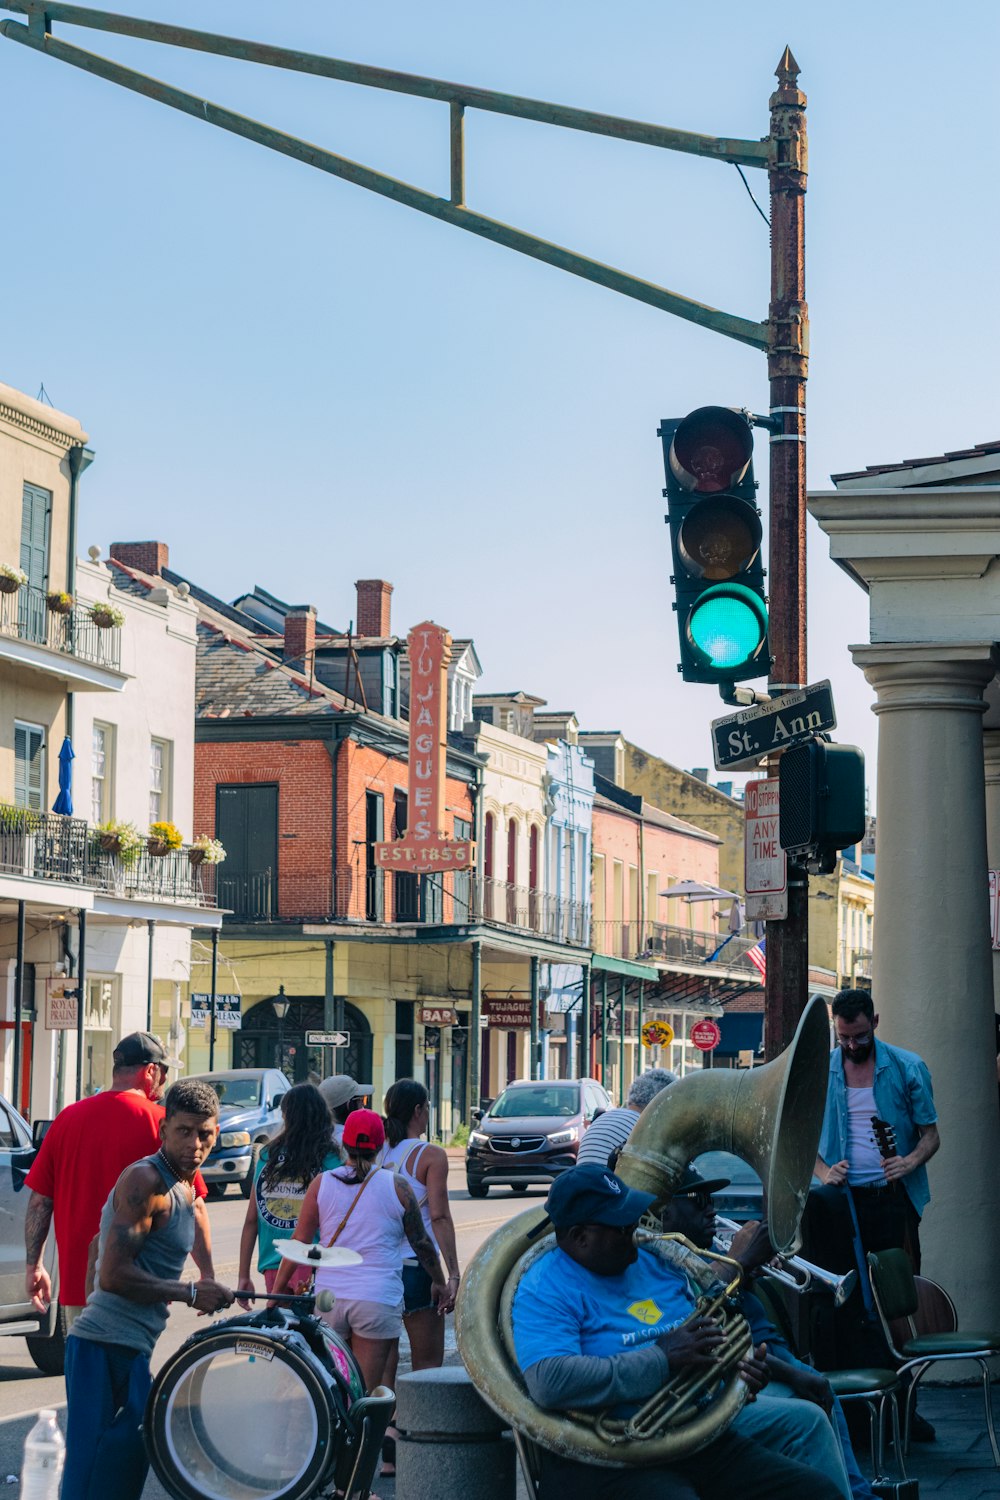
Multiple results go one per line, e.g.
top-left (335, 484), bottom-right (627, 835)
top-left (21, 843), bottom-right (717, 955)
top-left (0, 16), bottom-right (769, 349)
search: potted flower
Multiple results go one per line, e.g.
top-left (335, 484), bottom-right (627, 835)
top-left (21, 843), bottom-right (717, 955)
top-left (189, 835), bottom-right (227, 868)
top-left (89, 601), bottom-right (125, 630)
top-left (46, 590), bottom-right (74, 615)
top-left (0, 563), bottom-right (27, 596)
top-left (94, 819), bottom-right (143, 866)
top-left (148, 820), bottom-right (183, 857)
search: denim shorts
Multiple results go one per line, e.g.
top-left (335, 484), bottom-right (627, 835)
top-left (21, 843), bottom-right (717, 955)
top-left (402, 1262), bottom-right (434, 1314)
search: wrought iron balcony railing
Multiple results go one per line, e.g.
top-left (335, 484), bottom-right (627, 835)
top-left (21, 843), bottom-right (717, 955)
top-left (0, 805), bottom-right (217, 907)
top-left (591, 918), bottom-right (763, 974)
top-left (0, 583), bottom-right (123, 671)
top-left (220, 866), bottom-right (589, 946)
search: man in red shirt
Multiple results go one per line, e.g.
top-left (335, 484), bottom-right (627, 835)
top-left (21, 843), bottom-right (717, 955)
top-left (24, 1031), bottom-right (212, 1323)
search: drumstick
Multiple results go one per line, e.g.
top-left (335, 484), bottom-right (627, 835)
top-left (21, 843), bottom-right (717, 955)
top-left (237, 1288), bottom-right (335, 1312)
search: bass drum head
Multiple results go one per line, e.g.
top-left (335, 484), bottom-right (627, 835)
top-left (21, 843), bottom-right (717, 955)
top-left (146, 1320), bottom-right (358, 1500)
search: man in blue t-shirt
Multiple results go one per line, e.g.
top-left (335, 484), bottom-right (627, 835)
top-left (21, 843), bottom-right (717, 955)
top-left (511, 1164), bottom-right (846, 1500)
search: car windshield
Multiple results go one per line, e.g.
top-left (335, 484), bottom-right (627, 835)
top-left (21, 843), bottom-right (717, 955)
top-left (192, 1075), bottom-right (262, 1110)
top-left (490, 1086), bottom-right (580, 1119)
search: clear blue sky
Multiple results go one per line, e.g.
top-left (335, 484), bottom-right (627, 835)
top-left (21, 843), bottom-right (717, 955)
top-left (4, 0), bottom-right (998, 797)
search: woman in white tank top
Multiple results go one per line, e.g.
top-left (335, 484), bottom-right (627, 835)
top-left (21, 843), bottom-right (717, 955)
top-left (270, 1108), bottom-right (445, 1397)
top-left (381, 1081), bottom-right (461, 1369)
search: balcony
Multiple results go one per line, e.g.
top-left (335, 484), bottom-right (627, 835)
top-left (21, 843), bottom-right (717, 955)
top-left (0, 584), bottom-right (127, 691)
top-left (592, 918), bottom-right (763, 976)
top-left (220, 867), bottom-right (589, 947)
top-left (0, 806), bottom-right (217, 908)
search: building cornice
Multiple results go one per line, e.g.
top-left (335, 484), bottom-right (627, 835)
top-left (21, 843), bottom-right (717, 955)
top-left (0, 390), bottom-right (88, 451)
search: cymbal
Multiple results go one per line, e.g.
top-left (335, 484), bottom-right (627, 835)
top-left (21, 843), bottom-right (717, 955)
top-left (274, 1238), bottom-right (362, 1268)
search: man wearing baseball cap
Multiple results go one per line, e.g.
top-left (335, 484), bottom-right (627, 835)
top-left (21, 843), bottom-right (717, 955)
top-left (24, 1032), bottom-right (213, 1329)
top-left (511, 1163), bottom-right (843, 1500)
top-left (318, 1074), bottom-right (373, 1149)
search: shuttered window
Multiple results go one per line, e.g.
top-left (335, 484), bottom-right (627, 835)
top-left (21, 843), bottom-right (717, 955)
top-left (19, 484), bottom-right (50, 591)
top-left (14, 721), bottom-right (45, 810)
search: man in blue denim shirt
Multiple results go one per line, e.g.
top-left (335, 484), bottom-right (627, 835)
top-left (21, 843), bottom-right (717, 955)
top-left (814, 989), bottom-right (939, 1270)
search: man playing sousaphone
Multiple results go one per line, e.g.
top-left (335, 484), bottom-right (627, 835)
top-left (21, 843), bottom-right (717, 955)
top-left (511, 1164), bottom-right (847, 1500)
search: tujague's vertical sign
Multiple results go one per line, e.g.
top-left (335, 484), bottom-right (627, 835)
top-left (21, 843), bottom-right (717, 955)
top-left (374, 621), bottom-right (475, 873)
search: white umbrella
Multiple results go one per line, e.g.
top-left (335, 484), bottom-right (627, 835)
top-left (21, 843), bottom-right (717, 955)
top-left (661, 881), bottom-right (741, 902)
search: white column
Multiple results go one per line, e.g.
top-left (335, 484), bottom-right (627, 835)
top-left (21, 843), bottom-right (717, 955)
top-left (855, 643), bottom-right (1000, 1333)
top-left (982, 728), bottom-right (1000, 1016)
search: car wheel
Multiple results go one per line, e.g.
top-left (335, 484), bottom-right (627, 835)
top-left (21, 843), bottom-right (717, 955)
top-left (241, 1144), bottom-right (264, 1199)
top-left (467, 1180), bottom-right (488, 1199)
top-left (512, 1184), bottom-right (529, 1194)
top-left (206, 1182), bottom-right (226, 1201)
top-left (25, 1304), bottom-right (66, 1376)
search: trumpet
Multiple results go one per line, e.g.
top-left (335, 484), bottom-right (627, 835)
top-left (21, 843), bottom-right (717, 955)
top-left (713, 1216), bottom-right (857, 1307)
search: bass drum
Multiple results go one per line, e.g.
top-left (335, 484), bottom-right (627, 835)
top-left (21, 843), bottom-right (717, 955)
top-left (145, 1309), bottom-right (366, 1500)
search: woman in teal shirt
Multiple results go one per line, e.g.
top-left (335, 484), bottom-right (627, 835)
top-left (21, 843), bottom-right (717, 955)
top-left (237, 1083), bottom-right (340, 1297)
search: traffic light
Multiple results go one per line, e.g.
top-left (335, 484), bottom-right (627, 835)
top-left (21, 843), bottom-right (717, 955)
top-left (779, 740), bottom-right (866, 874)
top-left (659, 405), bottom-right (770, 685)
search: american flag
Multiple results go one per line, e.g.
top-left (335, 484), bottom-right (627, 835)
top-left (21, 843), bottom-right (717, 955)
top-left (745, 937), bottom-right (766, 982)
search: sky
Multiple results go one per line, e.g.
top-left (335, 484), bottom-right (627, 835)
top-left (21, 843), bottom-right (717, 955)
top-left (4, 0), bottom-right (999, 801)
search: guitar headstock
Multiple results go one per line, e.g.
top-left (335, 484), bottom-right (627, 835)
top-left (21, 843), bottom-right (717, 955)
top-left (871, 1115), bottom-right (897, 1158)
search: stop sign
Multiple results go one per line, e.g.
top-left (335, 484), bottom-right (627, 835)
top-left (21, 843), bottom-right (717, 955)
top-left (691, 1019), bottom-right (721, 1052)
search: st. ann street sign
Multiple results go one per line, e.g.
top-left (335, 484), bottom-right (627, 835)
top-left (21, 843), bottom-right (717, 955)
top-left (711, 680), bottom-right (836, 771)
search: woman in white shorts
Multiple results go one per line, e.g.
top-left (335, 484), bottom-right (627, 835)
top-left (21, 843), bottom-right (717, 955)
top-left (271, 1108), bottom-right (446, 1393)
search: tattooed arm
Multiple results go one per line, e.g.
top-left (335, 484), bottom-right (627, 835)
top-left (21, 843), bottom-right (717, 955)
top-left (99, 1162), bottom-right (233, 1314)
top-left (24, 1192), bottom-right (54, 1311)
top-left (395, 1177), bottom-right (447, 1306)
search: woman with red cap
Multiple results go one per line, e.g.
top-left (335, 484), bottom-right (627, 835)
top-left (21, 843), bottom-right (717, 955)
top-left (271, 1107), bottom-right (446, 1397)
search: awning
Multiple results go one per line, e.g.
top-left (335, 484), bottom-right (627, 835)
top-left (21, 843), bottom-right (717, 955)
top-left (661, 881), bottom-right (740, 902)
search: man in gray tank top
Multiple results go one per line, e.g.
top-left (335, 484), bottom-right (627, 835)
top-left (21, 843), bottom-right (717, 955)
top-left (61, 1079), bottom-right (235, 1500)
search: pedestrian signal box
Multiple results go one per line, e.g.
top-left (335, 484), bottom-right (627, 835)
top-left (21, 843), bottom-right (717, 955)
top-left (778, 741), bottom-right (866, 873)
top-left (659, 406), bottom-right (770, 685)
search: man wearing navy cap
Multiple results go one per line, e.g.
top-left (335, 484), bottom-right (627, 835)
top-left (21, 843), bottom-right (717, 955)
top-left (511, 1163), bottom-right (844, 1500)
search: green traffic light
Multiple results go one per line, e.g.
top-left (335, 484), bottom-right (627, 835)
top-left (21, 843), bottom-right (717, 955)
top-left (686, 583), bottom-right (768, 672)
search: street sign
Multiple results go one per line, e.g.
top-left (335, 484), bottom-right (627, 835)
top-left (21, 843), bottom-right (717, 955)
top-left (990, 870), bottom-right (1000, 951)
top-left (305, 1030), bottom-right (350, 1048)
top-left (641, 1020), bottom-right (674, 1049)
top-left (691, 1019), bottom-right (722, 1051)
top-left (418, 1005), bottom-right (458, 1027)
top-left (744, 777), bottom-right (788, 920)
top-left (711, 679), bottom-right (836, 771)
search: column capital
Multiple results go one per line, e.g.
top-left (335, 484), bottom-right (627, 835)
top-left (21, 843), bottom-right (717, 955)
top-left (851, 641), bottom-right (999, 716)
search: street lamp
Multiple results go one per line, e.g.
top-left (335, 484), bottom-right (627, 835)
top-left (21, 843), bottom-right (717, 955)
top-left (273, 985), bottom-right (289, 1074)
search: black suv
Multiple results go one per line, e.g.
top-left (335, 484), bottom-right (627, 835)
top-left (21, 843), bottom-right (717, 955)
top-left (0, 1091), bottom-right (63, 1373)
top-left (466, 1078), bottom-right (611, 1197)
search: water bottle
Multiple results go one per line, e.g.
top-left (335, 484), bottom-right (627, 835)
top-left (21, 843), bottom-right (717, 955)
top-left (20, 1409), bottom-right (65, 1500)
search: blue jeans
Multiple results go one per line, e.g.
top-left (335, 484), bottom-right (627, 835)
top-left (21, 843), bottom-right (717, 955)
top-left (61, 1335), bottom-right (151, 1500)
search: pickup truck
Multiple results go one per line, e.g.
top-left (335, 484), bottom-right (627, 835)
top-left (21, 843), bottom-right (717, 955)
top-left (189, 1068), bottom-right (289, 1197)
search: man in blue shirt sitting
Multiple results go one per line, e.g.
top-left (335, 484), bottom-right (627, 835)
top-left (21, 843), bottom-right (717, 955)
top-left (511, 1163), bottom-right (846, 1500)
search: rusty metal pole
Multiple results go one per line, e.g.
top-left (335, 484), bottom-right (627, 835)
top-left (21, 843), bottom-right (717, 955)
top-left (764, 48), bottom-right (809, 1057)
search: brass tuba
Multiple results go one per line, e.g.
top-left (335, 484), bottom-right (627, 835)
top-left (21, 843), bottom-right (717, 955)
top-left (455, 996), bottom-right (830, 1467)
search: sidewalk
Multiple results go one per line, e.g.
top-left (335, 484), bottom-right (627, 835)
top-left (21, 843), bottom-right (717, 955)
top-left (375, 1380), bottom-right (997, 1500)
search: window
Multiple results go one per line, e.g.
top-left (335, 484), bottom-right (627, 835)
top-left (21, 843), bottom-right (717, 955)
top-left (383, 651), bottom-right (399, 718)
top-left (149, 738), bottom-right (171, 822)
top-left (14, 721), bottom-right (45, 810)
top-left (91, 723), bottom-right (114, 824)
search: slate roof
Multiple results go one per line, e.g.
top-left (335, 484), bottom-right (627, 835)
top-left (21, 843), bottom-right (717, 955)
top-left (831, 438), bottom-right (1000, 483)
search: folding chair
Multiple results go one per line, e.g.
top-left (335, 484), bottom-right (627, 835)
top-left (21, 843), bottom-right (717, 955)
top-left (868, 1248), bottom-right (1000, 1466)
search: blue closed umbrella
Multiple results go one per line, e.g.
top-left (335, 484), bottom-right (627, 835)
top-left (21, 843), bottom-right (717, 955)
top-left (53, 736), bottom-right (75, 815)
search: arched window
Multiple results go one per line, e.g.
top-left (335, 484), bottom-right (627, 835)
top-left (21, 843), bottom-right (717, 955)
top-left (506, 819), bottom-right (518, 924)
top-left (528, 824), bottom-right (540, 931)
top-left (483, 811), bottom-right (495, 919)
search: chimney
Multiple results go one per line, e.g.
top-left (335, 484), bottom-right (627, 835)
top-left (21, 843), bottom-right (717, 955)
top-left (284, 605), bottom-right (317, 669)
top-left (110, 540), bottom-right (169, 576)
top-left (355, 579), bottom-right (393, 638)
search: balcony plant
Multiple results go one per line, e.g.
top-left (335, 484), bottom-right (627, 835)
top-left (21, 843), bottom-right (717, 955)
top-left (89, 601), bottom-right (125, 630)
top-left (189, 835), bottom-right (226, 868)
top-left (94, 819), bottom-right (142, 867)
top-left (0, 563), bottom-right (27, 595)
top-left (148, 820), bottom-right (183, 857)
top-left (46, 590), bottom-right (74, 615)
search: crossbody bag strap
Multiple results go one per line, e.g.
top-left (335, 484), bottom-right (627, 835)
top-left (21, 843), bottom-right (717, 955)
top-left (325, 1167), bottom-right (378, 1247)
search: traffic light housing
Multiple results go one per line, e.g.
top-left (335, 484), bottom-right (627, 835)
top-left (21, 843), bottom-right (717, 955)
top-left (659, 405), bottom-right (770, 685)
top-left (779, 741), bottom-right (866, 874)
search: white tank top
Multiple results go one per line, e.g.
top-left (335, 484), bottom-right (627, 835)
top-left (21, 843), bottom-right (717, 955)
top-left (381, 1139), bottom-right (440, 1256)
top-left (845, 1085), bottom-right (886, 1185)
top-left (315, 1167), bottom-right (406, 1304)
